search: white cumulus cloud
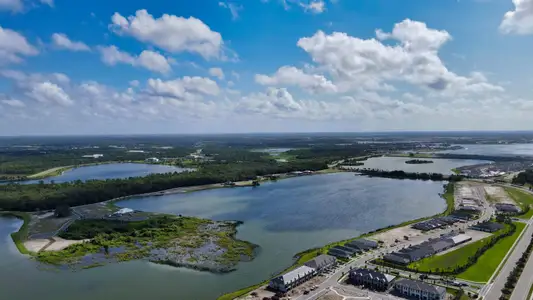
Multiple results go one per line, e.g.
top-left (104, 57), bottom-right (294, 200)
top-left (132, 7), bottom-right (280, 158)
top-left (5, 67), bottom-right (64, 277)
top-left (209, 67), bottom-right (225, 80)
top-left (1, 99), bottom-right (25, 108)
top-left (146, 77), bottom-right (220, 101)
top-left (26, 82), bottom-right (73, 106)
top-left (98, 45), bottom-right (173, 74)
top-left (0, 25), bottom-right (39, 64)
top-left (255, 66), bottom-right (337, 93)
top-left (500, 0), bottom-right (533, 34)
top-left (51, 33), bottom-right (90, 51)
top-left (110, 9), bottom-right (224, 59)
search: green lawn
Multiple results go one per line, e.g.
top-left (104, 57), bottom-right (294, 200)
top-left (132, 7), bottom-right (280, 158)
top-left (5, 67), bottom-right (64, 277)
top-left (458, 222), bottom-right (526, 282)
top-left (505, 188), bottom-right (533, 219)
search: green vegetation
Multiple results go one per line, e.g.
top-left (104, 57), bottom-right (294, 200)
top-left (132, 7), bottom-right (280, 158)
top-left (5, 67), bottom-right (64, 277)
top-left (405, 159), bottom-right (434, 164)
top-left (358, 169), bottom-right (463, 182)
top-left (452, 168), bottom-right (461, 175)
top-left (410, 225), bottom-right (512, 272)
top-left (458, 222), bottom-right (525, 282)
top-left (500, 233), bottom-right (533, 299)
top-left (0, 211), bottom-right (31, 254)
top-left (512, 170), bottom-right (533, 186)
top-left (0, 158), bottom-right (328, 212)
top-left (505, 187), bottom-right (533, 219)
top-left (37, 215), bottom-right (255, 270)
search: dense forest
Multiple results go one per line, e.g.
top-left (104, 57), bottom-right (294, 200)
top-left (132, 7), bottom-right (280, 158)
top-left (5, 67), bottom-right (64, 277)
top-left (512, 170), bottom-right (533, 185)
top-left (357, 169), bottom-right (463, 182)
top-left (0, 159), bottom-right (328, 212)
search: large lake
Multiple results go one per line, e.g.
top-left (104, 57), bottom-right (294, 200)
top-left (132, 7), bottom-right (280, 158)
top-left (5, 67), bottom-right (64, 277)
top-left (440, 144), bottom-right (533, 157)
top-left (3, 163), bottom-right (191, 185)
top-left (0, 173), bottom-right (446, 300)
top-left (353, 156), bottom-right (487, 174)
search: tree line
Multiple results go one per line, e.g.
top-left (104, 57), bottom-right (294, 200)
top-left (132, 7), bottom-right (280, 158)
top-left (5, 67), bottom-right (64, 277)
top-left (0, 160), bottom-right (328, 212)
top-left (357, 169), bottom-right (463, 182)
top-left (512, 169), bottom-right (533, 186)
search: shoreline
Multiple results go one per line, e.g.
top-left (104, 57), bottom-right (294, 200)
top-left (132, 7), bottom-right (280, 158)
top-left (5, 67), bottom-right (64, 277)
top-left (216, 182), bottom-right (456, 300)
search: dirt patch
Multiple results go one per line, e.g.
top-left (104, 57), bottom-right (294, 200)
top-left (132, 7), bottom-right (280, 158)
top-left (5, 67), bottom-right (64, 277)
top-left (484, 186), bottom-right (514, 204)
top-left (24, 239), bottom-right (51, 252)
top-left (371, 225), bottom-right (424, 247)
top-left (44, 237), bottom-right (90, 251)
top-left (317, 291), bottom-right (343, 300)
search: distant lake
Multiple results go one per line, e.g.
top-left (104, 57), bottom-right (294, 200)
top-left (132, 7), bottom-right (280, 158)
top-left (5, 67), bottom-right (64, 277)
top-left (0, 173), bottom-right (447, 300)
top-left (351, 156), bottom-right (488, 175)
top-left (439, 144), bottom-right (533, 157)
top-left (3, 163), bottom-right (192, 185)
top-left (250, 148), bottom-right (293, 156)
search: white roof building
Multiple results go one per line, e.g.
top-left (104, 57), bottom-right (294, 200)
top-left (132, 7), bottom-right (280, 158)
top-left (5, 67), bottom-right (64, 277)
top-left (451, 234), bottom-right (472, 245)
top-left (112, 208), bottom-right (134, 216)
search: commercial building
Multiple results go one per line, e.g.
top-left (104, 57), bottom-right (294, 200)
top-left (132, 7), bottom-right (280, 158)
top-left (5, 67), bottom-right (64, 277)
top-left (412, 216), bottom-right (460, 231)
top-left (349, 268), bottom-right (395, 291)
top-left (495, 203), bottom-right (521, 213)
top-left (384, 234), bottom-right (472, 265)
top-left (345, 239), bottom-right (379, 251)
top-left (269, 265), bottom-right (316, 292)
top-left (394, 279), bottom-right (446, 300)
top-left (304, 254), bottom-right (336, 273)
top-left (470, 221), bottom-right (505, 233)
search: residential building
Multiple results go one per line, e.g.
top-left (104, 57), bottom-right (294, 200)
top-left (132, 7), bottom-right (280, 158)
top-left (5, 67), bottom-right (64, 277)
top-left (470, 221), bottom-right (504, 233)
top-left (349, 268), bottom-right (395, 291)
top-left (328, 248), bottom-right (351, 259)
top-left (304, 254), bottom-right (336, 273)
top-left (145, 157), bottom-right (160, 163)
top-left (394, 279), bottom-right (446, 300)
top-left (269, 266), bottom-right (316, 292)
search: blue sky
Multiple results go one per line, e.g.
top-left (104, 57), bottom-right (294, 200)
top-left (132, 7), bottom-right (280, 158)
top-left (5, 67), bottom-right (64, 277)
top-left (0, 0), bottom-right (532, 135)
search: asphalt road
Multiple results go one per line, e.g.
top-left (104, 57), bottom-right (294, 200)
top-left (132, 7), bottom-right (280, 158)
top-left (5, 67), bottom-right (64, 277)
top-left (509, 220), bottom-right (533, 300)
top-left (481, 185), bottom-right (533, 300)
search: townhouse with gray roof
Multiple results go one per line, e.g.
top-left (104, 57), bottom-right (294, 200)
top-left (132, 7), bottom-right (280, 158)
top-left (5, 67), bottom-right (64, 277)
top-left (394, 279), bottom-right (446, 300)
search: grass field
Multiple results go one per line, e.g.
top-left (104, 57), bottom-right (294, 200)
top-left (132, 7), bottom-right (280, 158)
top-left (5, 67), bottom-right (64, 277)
top-left (505, 188), bottom-right (533, 219)
top-left (458, 222), bottom-right (526, 282)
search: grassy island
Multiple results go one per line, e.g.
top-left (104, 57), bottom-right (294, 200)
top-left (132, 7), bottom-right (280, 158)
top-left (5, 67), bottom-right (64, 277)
top-left (405, 159), bottom-right (434, 164)
top-left (35, 215), bottom-right (256, 272)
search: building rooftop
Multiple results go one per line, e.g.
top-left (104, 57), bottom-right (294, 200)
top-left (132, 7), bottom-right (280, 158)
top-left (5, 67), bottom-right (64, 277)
top-left (395, 278), bottom-right (446, 295)
top-left (304, 254), bottom-right (336, 270)
top-left (350, 268), bottom-right (395, 283)
top-left (272, 265), bottom-right (315, 285)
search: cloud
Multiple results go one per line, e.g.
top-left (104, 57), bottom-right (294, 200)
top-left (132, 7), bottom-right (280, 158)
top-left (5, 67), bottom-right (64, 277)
top-left (51, 33), bottom-right (90, 51)
top-left (1, 99), bottom-right (25, 108)
top-left (0, 26), bottom-right (39, 64)
top-left (209, 67), bottom-right (225, 80)
top-left (0, 0), bottom-right (23, 11)
top-left (26, 81), bottom-right (73, 106)
top-left (98, 45), bottom-right (173, 74)
top-left (0, 0), bottom-right (53, 12)
top-left (500, 0), bottom-right (533, 34)
top-left (40, 0), bottom-right (53, 7)
top-left (300, 0), bottom-right (326, 14)
top-left (296, 19), bottom-right (502, 95)
top-left (146, 76), bottom-right (220, 101)
top-left (255, 66), bottom-right (337, 93)
top-left (263, 0), bottom-right (328, 14)
top-left (110, 9), bottom-right (224, 59)
top-left (219, 2), bottom-right (243, 20)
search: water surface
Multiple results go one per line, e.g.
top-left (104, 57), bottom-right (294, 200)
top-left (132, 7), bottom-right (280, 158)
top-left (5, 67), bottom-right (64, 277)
top-left (5, 163), bottom-right (191, 185)
top-left (0, 173), bottom-right (446, 300)
top-left (439, 144), bottom-right (533, 157)
top-left (354, 156), bottom-right (487, 175)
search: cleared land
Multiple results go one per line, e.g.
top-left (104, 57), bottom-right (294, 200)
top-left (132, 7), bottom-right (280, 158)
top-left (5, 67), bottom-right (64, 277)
top-left (484, 186), bottom-right (514, 204)
top-left (505, 188), bottom-right (533, 219)
top-left (458, 222), bottom-right (526, 282)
